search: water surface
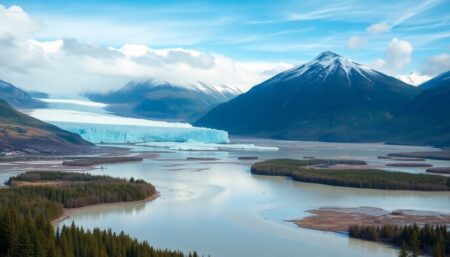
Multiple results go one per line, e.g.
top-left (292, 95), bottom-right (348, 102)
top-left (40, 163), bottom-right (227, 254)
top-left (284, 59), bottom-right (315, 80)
top-left (53, 139), bottom-right (450, 257)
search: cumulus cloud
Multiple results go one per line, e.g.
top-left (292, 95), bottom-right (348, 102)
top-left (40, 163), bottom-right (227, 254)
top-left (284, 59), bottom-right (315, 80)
top-left (422, 53), bottom-right (450, 76)
top-left (0, 34), bottom-right (47, 71)
top-left (0, 5), bottom-right (43, 39)
top-left (372, 38), bottom-right (413, 75)
top-left (366, 22), bottom-right (391, 34)
top-left (0, 5), bottom-right (292, 96)
top-left (386, 38), bottom-right (413, 69)
top-left (397, 72), bottom-right (431, 86)
top-left (347, 35), bottom-right (367, 49)
top-left (0, 34), bottom-right (290, 95)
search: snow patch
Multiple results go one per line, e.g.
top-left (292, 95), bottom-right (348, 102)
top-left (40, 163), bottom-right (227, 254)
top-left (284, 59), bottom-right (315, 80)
top-left (39, 98), bottom-right (108, 108)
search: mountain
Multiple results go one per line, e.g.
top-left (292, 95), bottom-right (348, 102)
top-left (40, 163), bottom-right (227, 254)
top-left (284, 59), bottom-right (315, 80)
top-left (419, 70), bottom-right (450, 90)
top-left (85, 80), bottom-right (241, 122)
top-left (0, 99), bottom-right (92, 154)
top-left (196, 51), bottom-right (420, 142)
top-left (394, 71), bottom-right (450, 147)
top-left (0, 80), bottom-right (46, 109)
top-left (28, 91), bottom-right (49, 99)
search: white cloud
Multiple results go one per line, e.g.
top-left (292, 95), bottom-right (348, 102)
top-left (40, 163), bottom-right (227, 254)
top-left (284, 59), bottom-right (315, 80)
top-left (386, 38), bottom-right (413, 70)
top-left (366, 22), bottom-right (391, 34)
top-left (371, 38), bottom-right (413, 75)
top-left (0, 5), bottom-right (43, 39)
top-left (422, 53), bottom-right (450, 76)
top-left (397, 72), bottom-right (431, 86)
top-left (0, 35), bottom-right (290, 95)
top-left (0, 34), bottom-right (47, 71)
top-left (0, 5), bottom-right (293, 96)
top-left (347, 35), bottom-right (367, 49)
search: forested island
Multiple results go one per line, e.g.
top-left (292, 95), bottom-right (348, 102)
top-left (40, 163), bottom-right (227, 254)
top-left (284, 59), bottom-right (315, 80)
top-left (349, 224), bottom-right (448, 257)
top-left (0, 171), bottom-right (200, 257)
top-left (251, 159), bottom-right (450, 191)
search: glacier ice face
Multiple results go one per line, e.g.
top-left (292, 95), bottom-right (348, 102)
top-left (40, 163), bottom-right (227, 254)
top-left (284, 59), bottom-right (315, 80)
top-left (52, 122), bottom-right (230, 144)
top-left (27, 103), bottom-right (230, 144)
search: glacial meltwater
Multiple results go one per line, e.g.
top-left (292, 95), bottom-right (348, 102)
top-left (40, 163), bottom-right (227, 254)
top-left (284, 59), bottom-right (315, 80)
top-left (51, 138), bottom-right (450, 257)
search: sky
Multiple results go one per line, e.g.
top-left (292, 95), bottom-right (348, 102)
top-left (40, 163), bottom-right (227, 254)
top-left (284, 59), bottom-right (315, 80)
top-left (0, 0), bottom-right (449, 95)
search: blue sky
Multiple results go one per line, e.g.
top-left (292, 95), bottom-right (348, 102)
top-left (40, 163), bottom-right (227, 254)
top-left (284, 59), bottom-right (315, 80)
top-left (0, 0), bottom-right (449, 94)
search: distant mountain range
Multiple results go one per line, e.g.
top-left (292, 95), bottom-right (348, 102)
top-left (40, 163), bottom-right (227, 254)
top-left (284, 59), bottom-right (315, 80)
top-left (85, 80), bottom-right (241, 122)
top-left (0, 80), bottom-right (46, 109)
top-left (196, 52), bottom-right (450, 147)
top-left (0, 99), bottom-right (92, 154)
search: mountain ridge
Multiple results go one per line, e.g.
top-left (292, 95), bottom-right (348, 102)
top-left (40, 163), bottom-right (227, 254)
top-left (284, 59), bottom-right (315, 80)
top-left (85, 80), bottom-right (241, 122)
top-left (196, 51), bottom-right (426, 143)
top-left (0, 79), bottom-right (46, 109)
top-left (0, 99), bottom-right (93, 154)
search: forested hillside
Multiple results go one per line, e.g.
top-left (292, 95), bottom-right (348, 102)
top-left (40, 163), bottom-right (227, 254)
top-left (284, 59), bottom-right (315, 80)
top-left (0, 171), bottom-right (200, 257)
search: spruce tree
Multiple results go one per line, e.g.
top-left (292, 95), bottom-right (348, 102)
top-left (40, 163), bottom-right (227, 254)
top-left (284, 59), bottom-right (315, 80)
top-left (399, 241), bottom-right (408, 257)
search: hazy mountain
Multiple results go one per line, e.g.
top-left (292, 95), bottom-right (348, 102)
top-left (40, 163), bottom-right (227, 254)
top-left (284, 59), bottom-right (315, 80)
top-left (0, 99), bottom-right (92, 154)
top-left (28, 91), bottom-right (49, 99)
top-left (85, 80), bottom-right (241, 122)
top-left (196, 51), bottom-right (419, 142)
top-left (0, 80), bottom-right (46, 109)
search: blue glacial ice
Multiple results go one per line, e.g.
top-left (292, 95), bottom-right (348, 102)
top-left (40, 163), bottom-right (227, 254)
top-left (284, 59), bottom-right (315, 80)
top-left (27, 99), bottom-right (277, 148)
top-left (28, 107), bottom-right (230, 144)
top-left (53, 122), bottom-right (229, 144)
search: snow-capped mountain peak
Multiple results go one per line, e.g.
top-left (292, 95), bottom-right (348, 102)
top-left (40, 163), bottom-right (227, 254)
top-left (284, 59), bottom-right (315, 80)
top-left (123, 79), bottom-right (241, 100)
top-left (276, 51), bottom-right (375, 84)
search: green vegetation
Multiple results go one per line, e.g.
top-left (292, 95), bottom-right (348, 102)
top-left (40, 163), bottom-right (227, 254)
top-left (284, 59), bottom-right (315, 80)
top-left (349, 224), bottom-right (449, 257)
top-left (0, 171), bottom-right (200, 257)
top-left (6, 171), bottom-right (155, 208)
top-left (251, 159), bottom-right (450, 191)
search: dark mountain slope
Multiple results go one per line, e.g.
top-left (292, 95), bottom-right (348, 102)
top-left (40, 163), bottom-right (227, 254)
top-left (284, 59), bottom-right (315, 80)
top-left (196, 51), bottom-right (419, 142)
top-left (419, 71), bottom-right (450, 90)
top-left (392, 71), bottom-right (450, 147)
top-left (0, 99), bottom-right (92, 154)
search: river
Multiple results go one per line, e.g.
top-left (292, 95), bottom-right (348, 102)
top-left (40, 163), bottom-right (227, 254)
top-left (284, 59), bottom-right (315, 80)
top-left (54, 138), bottom-right (450, 257)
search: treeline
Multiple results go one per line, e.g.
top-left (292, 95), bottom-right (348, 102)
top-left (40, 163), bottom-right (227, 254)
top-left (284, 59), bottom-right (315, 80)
top-left (0, 171), bottom-right (201, 257)
top-left (7, 171), bottom-right (116, 183)
top-left (251, 159), bottom-right (450, 191)
top-left (349, 224), bottom-right (449, 257)
top-left (6, 172), bottom-right (156, 208)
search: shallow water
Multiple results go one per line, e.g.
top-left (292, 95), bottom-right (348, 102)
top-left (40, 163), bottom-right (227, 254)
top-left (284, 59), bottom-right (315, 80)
top-left (52, 138), bottom-right (450, 257)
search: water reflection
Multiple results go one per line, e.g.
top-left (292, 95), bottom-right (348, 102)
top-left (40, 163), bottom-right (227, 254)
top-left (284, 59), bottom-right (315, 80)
top-left (52, 139), bottom-right (450, 257)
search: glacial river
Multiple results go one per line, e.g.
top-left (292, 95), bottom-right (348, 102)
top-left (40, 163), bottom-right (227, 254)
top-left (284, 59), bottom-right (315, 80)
top-left (56, 138), bottom-right (450, 257)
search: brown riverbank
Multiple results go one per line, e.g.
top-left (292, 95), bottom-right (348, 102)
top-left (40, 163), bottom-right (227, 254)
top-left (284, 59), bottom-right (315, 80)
top-left (388, 150), bottom-right (450, 161)
top-left (62, 156), bottom-right (144, 166)
top-left (385, 162), bottom-right (433, 168)
top-left (427, 167), bottom-right (450, 174)
top-left (51, 192), bottom-right (160, 226)
top-left (0, 149), bottom-right (159, 172)
top-left (291, 207), bottom-right (450, 232)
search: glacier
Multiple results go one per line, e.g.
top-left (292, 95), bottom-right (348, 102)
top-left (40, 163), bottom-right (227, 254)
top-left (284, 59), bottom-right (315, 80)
top-left (27, 102), bottom-right (230, 144)
top-left (53, 122), bottom-right (229, 144)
